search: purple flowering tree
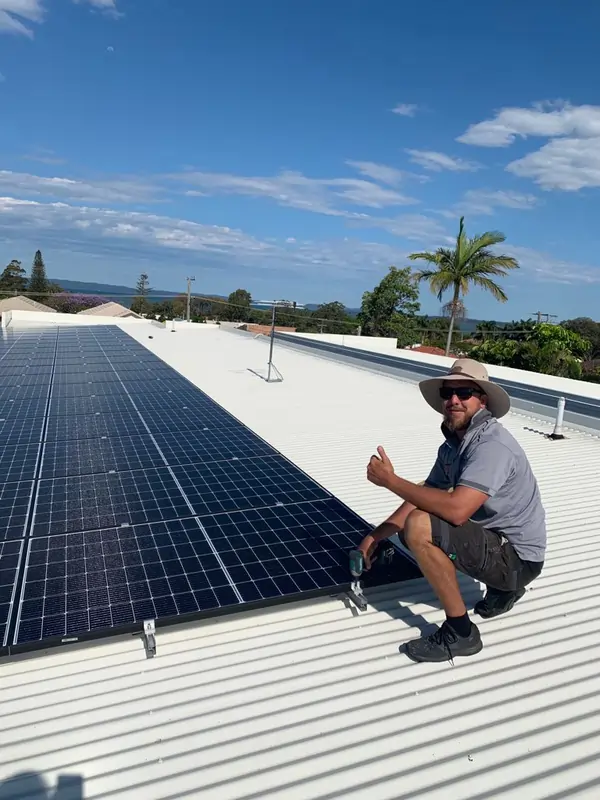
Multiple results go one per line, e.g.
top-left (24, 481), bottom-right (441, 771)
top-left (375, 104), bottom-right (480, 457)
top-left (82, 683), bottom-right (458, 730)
top-left (46, 293), bottom-right (107, 314)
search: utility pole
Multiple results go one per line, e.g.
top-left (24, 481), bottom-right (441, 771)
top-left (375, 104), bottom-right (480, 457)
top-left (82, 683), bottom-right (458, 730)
top-left (186, 276), bottom-right (195, 322)
top-left (531, 311), bottom-right (557, 324)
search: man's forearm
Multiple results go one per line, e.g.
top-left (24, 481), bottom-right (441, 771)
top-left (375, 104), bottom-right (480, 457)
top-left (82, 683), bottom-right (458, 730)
top-left (384, 476), bottom-right (459, 524)
top-left (372, 500), bottom-right (417, 542)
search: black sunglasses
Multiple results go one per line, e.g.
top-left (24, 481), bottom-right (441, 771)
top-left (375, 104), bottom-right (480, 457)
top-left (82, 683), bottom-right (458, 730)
top-left (439, 386), bottom-right (483, 401)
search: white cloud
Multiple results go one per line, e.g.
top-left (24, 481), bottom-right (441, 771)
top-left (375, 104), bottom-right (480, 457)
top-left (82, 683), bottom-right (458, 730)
top-left (72, 0), bottom-right (121, 18)
top-left (391, 103), bottom-right (419, 117)
top-left (0, 196), bottom-right (413, 277)
top-left (405, 149), bottom-right (483, 173)
top-left (457, 101), bottom-right (600, 191)
top-left (507, 244), bottom-right (600, 285)
top-left (457, 100), bottom-right (600, 147)
top-left (171, 168), bottom-right (418, 215)
top-left (507, 137), bottom-right (600, 191)
top-left (441, 189), bottom-right (538, 217)
top-left (0, 0), bottom-right (44, 37)
top-left (0, 169), bottom-right (162, 203)
top-left (0, 0), bottom-right (120, 36)
top-left (22, 147), bottom-right (65, 165)
top-left (345, 160), bottom-right (405, 187)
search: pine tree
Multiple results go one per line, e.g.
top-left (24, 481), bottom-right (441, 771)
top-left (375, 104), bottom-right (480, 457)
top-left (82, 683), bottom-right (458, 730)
top-left (131, 272), bottom-right (153, 315)
top-left (29, 250), bottom-right (50, 302)
top-left (0, 260), bottom-right (28, 296)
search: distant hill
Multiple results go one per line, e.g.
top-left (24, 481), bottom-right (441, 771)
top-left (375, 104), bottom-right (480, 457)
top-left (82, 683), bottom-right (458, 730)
top-left (50, 280), bottom-right (505, 328)
top-left (51, 279), bottom-right (181, 304)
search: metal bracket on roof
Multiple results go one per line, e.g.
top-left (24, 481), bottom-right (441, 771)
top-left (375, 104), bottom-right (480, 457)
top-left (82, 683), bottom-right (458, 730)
top-left (346, 581), bottom-right (368, 612)
top-left (143, 619), bottom-right (156, 658)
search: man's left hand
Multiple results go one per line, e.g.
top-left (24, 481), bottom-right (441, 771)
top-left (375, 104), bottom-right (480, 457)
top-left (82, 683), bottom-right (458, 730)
top-left (367, 446), bottom-right (395, 488)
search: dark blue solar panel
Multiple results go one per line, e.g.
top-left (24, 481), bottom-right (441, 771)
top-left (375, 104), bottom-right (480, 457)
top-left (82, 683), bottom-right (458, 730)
top-left (48, 395), bottom-right (135, 417)
top-left (1, 323), bottom-right (415, 658)
top-left (41, 435), bottom-right (165, 478)
top-left (0, 416), bottom-right (45, 446)
top-left (45, 410), bottom-right (149, 441)
top-left (0, 481), bottom-right (34, 542)
top-left (171, 456), bottom-right (331, 517)
top-left (152, 428), bottom-right (276, 466)
top-left (0, 443), bottom-right (40, 483)
top-left (0, 540), bottom-right (23, 649)
top-left (31, 467), bottom-right (191, 537)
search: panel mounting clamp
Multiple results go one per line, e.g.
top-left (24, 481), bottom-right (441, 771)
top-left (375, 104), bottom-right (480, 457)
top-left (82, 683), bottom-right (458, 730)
top-left (346, 580), bottom-right (368, 612)
top-left (143, 619), bottom-right (156, 658)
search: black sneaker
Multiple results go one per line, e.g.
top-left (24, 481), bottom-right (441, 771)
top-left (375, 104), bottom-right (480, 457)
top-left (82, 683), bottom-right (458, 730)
top-left (403, 621), bottom-right (483, 664)
top-left (474, 587), bottom-right (525, 619)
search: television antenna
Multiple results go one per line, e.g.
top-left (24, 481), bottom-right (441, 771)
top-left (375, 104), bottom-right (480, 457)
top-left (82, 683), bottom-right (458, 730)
top-left (249, 299), bottom-right (303, 383)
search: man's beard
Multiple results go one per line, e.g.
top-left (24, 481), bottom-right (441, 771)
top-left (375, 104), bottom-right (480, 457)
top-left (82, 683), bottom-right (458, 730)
top-left (443, 408), bottom-right (474, 431)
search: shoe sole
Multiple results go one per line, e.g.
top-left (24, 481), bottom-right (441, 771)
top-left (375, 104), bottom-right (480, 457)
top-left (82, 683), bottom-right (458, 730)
top-left (474, 589), bottom-right (526, 619)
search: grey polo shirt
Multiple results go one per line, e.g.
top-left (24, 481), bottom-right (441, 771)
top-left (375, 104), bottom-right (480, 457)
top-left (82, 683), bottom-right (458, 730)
top-left (425, 408), bottom-right (547, 563)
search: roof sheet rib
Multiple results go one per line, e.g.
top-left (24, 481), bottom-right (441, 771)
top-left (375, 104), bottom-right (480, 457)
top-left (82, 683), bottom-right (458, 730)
top-left (1, 322), bottom-right (600, 800)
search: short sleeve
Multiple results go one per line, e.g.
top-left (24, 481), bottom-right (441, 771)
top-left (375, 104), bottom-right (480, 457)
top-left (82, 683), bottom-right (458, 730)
top-left (457, 441), bottom-right (515, 497)
top-left (424, 446), bottom-right (451, 490)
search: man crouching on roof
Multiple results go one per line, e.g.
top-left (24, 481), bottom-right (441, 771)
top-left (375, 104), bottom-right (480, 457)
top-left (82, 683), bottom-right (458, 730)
top-left (358, 358), bottom-right (547, 664)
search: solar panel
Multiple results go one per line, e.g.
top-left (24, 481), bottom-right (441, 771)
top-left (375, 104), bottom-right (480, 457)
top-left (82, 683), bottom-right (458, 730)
top-left (31, 467), bottom-right (192, 537)
top-left (0, 481), bottom-right (34, 542)
top-left (45, 410), bottom-right (149, 441)
top-left (152, 428), bottom-right (276, 466)
top-left (0, 443), bottom-right (41, 483)
top-left (41, 434), bottom-right (166, 478)
top-left (0, 416), bottom-right (45, 447)
top-left (0, 540), bottom-right (23, 649)
top-left (0, 324), bottom-right (415, 658)
top-left (171, 456), bottom-right (331, 517)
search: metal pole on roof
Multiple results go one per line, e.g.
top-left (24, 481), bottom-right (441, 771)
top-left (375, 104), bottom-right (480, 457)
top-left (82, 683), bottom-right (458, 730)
top-left (248, 299), bottom-right (303, 383)
top-left (549, 396), bottom-right (566, 440)
top-left (186, 276), bottom-right (196, 322)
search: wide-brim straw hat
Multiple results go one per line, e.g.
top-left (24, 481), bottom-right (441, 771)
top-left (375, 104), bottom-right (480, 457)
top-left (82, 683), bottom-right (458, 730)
top-left (418, 358), bottom-right (511, 419)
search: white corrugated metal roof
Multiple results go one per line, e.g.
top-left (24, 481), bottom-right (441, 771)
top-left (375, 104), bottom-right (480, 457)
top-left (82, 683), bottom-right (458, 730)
top-left (78, 302), bottom-right (141, 317)
top-left (2, 323), bottom-right (600, 800)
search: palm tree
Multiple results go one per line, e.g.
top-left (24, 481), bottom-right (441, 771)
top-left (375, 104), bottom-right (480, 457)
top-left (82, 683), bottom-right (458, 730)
top-left (408, 216), bottom-right (520, 356)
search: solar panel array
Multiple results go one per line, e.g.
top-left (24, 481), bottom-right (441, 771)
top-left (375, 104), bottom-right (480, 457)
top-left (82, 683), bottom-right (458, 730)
top-left (0, 324), bottom-right (414, 657)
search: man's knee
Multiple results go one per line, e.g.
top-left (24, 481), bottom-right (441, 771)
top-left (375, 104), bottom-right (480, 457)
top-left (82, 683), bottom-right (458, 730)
top-left (403, 509), bottom-right (433, 551)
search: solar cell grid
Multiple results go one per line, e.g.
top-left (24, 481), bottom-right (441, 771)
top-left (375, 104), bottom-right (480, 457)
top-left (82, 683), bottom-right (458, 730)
top-left (0, 397), bottom-right (47, 420)
top-left (52, 382), bottom-right (129, 398)
top-left (53, 371), bottom-right (123, 384)
top-left (31, 467), bottom-right (191, 537)
top-left (141, 406), bottom-right (242, 433)
top-left (41, 434), bottom-right (166, 478)
top-left (0, 481), bottom-right (34, 542)
top-left (0, 443), bottom-right (41, 483)
top-left (45, 409), bottom-right (149, 441)
top-left (14, 519), bottom-right (240, 646)
top-left (48, 395), bottom-right (135, 417)
top-left (0, 540), bottom-right (23, 648)
top-left (153, 428), bottom-right (277, 467)
top-left (0, 415), bottom-right (45, 447)
top-left (0, 387), bottom-right (50, 403)
top-left (171, 455), bottom-right (331, 518)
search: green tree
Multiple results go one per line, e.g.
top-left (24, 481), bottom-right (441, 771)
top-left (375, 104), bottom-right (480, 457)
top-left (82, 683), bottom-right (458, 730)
top-left (470, 322), bottom-right (591, 379)
top-left (131, 272), bottom-right (153, 315)
top-left (409, 216), bottom-right (520, 356)
top-left (0, 260), bottom-right (28, 296)
top-left (358, 266), bottom-right (421, 342)
top-left (311, 301), bottom-right (353, 334)
top-left (226, 288), bottom-right (252, 321)
top-left (561, 317), bottom-right (600, 359)
top-left (29, 250), bottom-right (50, 302)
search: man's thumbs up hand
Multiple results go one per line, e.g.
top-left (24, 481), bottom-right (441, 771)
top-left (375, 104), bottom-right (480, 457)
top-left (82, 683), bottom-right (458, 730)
top-left (367, 445), bottom-right (396, 488)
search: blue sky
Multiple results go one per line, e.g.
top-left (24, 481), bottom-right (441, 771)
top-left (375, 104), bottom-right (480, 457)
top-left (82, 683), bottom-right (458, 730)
top-left (1, 0), bottom-right (600, 320)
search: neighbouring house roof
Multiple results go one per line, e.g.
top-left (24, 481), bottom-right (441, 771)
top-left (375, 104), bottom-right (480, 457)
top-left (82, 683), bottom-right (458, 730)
top-left (1, 320), bottom-right (599, 799)
top-left (0, 295), bottom-right (57, 313)
top-left (78, 302), bottom-right (141, 318)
